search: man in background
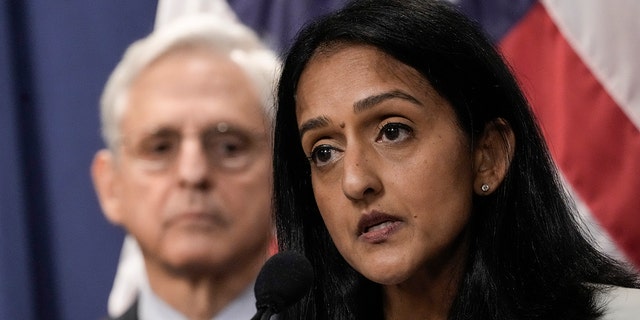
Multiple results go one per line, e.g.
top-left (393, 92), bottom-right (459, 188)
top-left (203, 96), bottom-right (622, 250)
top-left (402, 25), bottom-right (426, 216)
top-left (90, 9), bottom-right (279, 319)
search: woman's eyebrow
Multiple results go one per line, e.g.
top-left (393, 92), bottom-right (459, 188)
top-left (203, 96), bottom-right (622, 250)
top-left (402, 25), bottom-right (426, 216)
top-left (353, 90), bottom-right (422, 113)
top-left (299, 116), bottom-right (330, 139)
top-left (298, 90), bottom-right (422, 138)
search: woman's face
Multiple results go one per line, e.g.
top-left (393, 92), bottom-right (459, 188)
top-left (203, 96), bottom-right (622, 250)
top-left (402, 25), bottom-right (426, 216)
top-left (295, 45), bottom-right (475, 286)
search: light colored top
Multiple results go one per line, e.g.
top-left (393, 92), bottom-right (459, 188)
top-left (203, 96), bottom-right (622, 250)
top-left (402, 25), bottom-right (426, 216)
top-left (598, 285), bottom-right (640, 319)
top-left (138, 277), bottom-right (257, 320)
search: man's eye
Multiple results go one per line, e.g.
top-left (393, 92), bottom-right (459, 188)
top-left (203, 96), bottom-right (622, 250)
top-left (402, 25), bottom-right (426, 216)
top-left (209, 136), bottom-right (249, 158)
top-left (206, 134), bottom-right (258, 170)
top-left (139, 138), bottom-right (177, 158)
top-left (378, 123), bottom-right (413, 142)
top-left (218, 141), bottom-right (245, 157)
top-left (222, 142), bottom-right (240, 153)
top-left (309, 144), bottom-right (338, 167)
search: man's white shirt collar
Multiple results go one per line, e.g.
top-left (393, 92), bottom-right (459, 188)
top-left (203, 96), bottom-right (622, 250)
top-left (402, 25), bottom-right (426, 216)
top-left (138, 276), bottom-right (257, 320)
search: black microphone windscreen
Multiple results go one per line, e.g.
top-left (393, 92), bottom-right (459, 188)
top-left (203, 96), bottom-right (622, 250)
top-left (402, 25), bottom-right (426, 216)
top-left (254, 251), bottom-right (314, 313)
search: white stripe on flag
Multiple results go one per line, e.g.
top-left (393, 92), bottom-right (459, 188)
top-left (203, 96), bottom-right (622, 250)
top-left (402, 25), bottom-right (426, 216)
top-left (155, 0), bottom-right (239, 30)
top-left (541, 0), bottom-right (640, 129)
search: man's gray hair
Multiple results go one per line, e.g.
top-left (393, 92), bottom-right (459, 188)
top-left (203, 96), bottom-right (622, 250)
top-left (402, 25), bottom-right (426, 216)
top-left (100, 13), bottom-right (281, 151)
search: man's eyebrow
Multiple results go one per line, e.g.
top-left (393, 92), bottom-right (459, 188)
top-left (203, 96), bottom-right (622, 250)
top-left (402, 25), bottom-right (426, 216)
top-left (353, 90), bottom-right (422, 113)
top-left (137, 127), bottom-right (179, 138)
top-left (299, 116), bottom-right (330, 139)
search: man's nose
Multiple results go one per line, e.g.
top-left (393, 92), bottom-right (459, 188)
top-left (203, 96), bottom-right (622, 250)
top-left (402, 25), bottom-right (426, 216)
top-left (176, 138), bottom-right (210, 189)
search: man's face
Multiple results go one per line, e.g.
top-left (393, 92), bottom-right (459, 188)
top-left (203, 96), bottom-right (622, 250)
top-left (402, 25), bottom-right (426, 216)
top-left (94, 47), bottom-right (273, 276)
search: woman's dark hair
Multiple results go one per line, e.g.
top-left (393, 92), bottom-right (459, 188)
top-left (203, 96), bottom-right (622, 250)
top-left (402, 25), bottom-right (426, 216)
top-left (273, 0), bottom-right (638, 319)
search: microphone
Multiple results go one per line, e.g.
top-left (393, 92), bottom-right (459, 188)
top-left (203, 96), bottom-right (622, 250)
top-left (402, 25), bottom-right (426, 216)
top-left (251, 251), bottom-right (314, 320)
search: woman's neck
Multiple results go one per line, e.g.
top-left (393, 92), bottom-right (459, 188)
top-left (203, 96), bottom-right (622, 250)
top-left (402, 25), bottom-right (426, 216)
top-left (382, 232), bottom-right (468, 320)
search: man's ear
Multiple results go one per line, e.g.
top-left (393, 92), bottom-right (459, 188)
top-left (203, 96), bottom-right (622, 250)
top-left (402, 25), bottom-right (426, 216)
top-left (91, 149), bottom-right (124, 225)
top-left (472, 118), bottom-right (515, 195)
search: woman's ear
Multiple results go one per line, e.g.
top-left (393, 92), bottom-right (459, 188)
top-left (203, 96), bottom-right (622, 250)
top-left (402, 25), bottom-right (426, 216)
top-left (472, 118), bottom-right (515, 195)
top-left (91, 149), bottom-right (124, 225)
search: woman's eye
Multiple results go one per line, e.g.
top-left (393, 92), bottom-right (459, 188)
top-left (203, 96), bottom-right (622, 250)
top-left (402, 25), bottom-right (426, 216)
top-left (377, 122), bottom-right (413, 143)
top-left (309, 144), bottom-right (339, 167)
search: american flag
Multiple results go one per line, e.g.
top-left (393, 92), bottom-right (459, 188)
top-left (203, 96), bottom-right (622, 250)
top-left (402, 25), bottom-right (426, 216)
top-left (458, 0), bottom-right (640, 269)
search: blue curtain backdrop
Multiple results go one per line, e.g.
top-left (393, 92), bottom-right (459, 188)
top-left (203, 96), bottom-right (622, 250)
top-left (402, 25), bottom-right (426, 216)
top-left (0, 1), bottom-right (345, 319)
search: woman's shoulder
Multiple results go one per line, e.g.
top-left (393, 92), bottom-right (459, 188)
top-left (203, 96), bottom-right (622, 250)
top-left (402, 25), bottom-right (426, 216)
top-left (595, 284), bottom-right (640, 320)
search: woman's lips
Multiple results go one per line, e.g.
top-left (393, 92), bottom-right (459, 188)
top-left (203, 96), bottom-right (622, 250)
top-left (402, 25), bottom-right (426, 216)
top-left (357, 211), bottom-right (402, 243)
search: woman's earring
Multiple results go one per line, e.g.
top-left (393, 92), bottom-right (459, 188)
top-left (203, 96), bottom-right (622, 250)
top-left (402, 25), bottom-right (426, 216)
top-left (481, 184), bottom-right (490, 192)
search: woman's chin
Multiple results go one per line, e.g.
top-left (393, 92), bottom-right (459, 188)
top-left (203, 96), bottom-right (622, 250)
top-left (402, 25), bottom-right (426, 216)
top-left (366, 273), bottom-right (410, 286)
top-left (357, 264), bottom-right (412, 286)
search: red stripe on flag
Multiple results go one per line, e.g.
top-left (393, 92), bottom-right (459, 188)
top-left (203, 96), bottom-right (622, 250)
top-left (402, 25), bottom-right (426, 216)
top-left (498, 3), bottom-right (640, 267)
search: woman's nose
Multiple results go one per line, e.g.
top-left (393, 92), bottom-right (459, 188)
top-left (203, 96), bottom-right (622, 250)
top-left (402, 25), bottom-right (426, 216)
top-left (340, 145), bottom-right (382, 201)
